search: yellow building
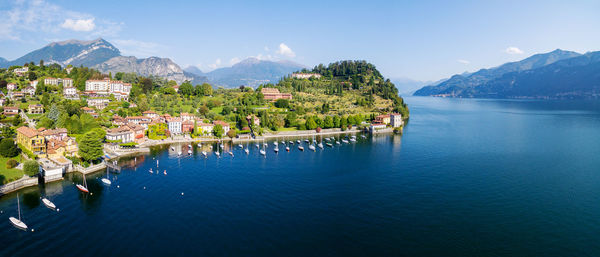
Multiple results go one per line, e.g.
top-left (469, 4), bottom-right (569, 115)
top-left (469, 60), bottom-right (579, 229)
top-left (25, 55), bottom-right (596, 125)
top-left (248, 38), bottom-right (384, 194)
top-left (16, 126), bottom-right (46, 155)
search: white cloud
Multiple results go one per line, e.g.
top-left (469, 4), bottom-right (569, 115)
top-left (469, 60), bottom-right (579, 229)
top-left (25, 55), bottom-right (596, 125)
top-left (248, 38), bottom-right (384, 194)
top-left (229, 57), bottom-right (241, 65)
top-left (111, 39), bottom-right (164, 57)
top-left (276, 43), bottom-right (296, 58)
top-left (505, 47), bottom-right (524, 55)
top-left (207, 58), bottom-right (222, 70)
top-left (457, 59), bottom-right (470, 64)
top-left (61, 18), bottom-right (95, 32)
top-left (0, 0), bottom-right (121, 41)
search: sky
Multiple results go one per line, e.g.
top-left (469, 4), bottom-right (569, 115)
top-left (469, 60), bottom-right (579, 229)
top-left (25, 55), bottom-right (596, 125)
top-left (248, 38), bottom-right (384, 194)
top-left (0, 0), bottom-right (599, 81)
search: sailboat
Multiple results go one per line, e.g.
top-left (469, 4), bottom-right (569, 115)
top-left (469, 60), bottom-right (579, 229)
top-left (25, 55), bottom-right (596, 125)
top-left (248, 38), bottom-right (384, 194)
top-left (317, 142), bottom-right (324, 149)
top-left (101, 169), bottom-right (111, 185)
top-left (326, 142), bottom-right (333, 147)
top-left (202, 151), bottom-right (207, 157)
top-left (289, 141), bottom-right (294, 145)
top-left (274, 146), bottom-right (279, 153)
top-left (228, 151), bottom-right (234, 157)
top-left (215, 151), bottom-right (220, 157)
top-left (42, 197), bottom-right (56, 210)
top-left (239, 144), bottom-right (243, 148)
top-left (9, 194), bottom-right (27, 230)
top-left (76, 174), bottom-right (89, 193)
top-left (298, 145), bottom-right (304, 151)
top-left (260, 139), bottom-right (266, 156)
top-left (308, 144), bottom-right (316, 151)
top-left (245, 142), bottom-right (250, 154)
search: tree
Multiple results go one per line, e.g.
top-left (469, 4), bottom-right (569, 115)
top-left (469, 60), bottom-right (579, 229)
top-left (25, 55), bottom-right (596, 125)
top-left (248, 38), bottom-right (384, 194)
top-left (305, 116), bottom-right (317, 130)
top-left (78, 130), bottom-right (104, 162)
top-left (179, 82), bottom-right (194, 96)
top-left (23, 160), bottom-right (39, 176)
top-left (213, 124), bottom-right (224, 138)
top-left (0, 138), bottom-right (19, 157)
top-left (274, 99), bottom-right (290, 108)
top-left (36, 116), bottom-right (54, 129)
top-left (47, 104), bottom-right (60, 121)
top-left (201, 83), bottom-right (213, 96)
top-left (323, 116), bottom-right (334, 128)
top-left (226, 129), bottom-right (237, 138)
top-left (140, 78), bottom-right (153, 93)
top-left (0, 127), bottom-right (15, 139)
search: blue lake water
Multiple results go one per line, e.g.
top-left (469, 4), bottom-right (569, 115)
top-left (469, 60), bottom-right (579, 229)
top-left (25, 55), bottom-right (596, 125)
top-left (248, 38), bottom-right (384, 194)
top-left (1, 96), bottom-right (600, 256)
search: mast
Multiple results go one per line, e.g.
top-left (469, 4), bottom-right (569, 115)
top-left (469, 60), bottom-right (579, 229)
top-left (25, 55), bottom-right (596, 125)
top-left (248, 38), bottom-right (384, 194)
top-left (17, 193), bottom-right (21, 220)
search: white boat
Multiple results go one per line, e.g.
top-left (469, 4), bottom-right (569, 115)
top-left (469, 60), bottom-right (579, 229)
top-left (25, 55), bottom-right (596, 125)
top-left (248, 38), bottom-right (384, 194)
top-left (239, 144), bottom-right (243, 148)
top-left (263, 143), bottom-right (268, 147)
top-left (220, 144), bottom-right (224, 148)
top-left (244, 149), bottom-right (249, 154)
top-left (9, 194), bottom-right (27, 231)
top-left (298, 146), bottom-right (304, 151)
top-left (336, 141), bottom-right (341, 145)
top-left (170, 146), bottom-right (175, 151)
top-left (350, 138), bottom-right (356, 142)
top-left (255, 144), bottom-right (260, 149)
top-left (361, 135), bottom-right (366, 139)
top-left (281, 141), bottom-right (285, 145)
top-left (188, 149), bottom-right (192, 154)
top-left (285, 146), bottom-right (290, 152)
top-left (325, 138), bottom-right (330, 141)
top-left (318, 143), bottom-right (324, 149)
top-left (149, 168), bottom-right (153, 174)
top-left (102, 169), bottom-right (111, 185)
top-left (260, 149), bottom-right (266, 155)
top-left (297, 140), bottom-right (301, 144)
top-left (215, 152), bottom-right (221, 157)
top-left (309, 145), bottom-right (316, 151)
top-left (188, 144), bottom-right (192, 148)
top-left (42, 198), bottom-right (56, 210)
top-left (202, 151), bottom-right (207, 157)
top-left (342, 139), bottom-right (349, 144)
top-left (228, 151), bottom-right (234, 157)
top-left (274, 147), bottom-right (279, 153)
top-left (289, 141), bottom-right (294, 145)
top-left (178, 151), bottom-right (182, 156)
top-left (273, 142), bottom-right (278, 146)
top-left (76, 174), bottom-right (89, 193)
top-left (326, 143), bottom-right (333, 147)
top-left (304, 139), bottom-right (310, 143)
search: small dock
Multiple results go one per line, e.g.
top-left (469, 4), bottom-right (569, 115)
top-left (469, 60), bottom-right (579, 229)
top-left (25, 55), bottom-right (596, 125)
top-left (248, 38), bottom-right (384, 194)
top-left (106, 161), bottom-right (122, 173)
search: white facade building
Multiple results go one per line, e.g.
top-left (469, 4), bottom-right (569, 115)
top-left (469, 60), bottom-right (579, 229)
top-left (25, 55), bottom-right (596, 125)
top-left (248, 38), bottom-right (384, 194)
top-left (390, 113), bottom-right (403, 128)
top-left (168, 118), bottom-right (183, 135)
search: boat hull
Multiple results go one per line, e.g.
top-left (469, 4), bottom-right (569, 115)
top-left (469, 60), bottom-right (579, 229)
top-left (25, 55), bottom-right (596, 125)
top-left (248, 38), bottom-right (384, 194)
top-left (76, 184), bottom-right (89, 193)
top-left (9, 217), bottom-right (27, 230)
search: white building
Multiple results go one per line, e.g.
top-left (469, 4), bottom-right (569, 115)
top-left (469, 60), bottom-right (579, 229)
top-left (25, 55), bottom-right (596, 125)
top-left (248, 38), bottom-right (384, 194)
top-left (85, 79), bottom-right (132, 100)
top-left (87, 98), bottom-right (110, 110)
top-left (62, 78), bottom-right (73, 87)
top-left (390, 113), bottom-right (403, 128)
top-left (7, 83), bottom-right (17, 91)
top-left (291, 73), bottom-right (322, 79)
top-left (198, 123), bottom-right (214, 135)
top-left (168, 117), bottom-right (183, 135)
top-left (23, 86), bottom-right (35, 96)
top-left (13, 67), bottom-right (29, 76)
top-left (63, 86), bottom-right (77, 95)
top-left (44, 77), bottom-right (60, 85)
top-left (30, 80), bottom-right (38, 89)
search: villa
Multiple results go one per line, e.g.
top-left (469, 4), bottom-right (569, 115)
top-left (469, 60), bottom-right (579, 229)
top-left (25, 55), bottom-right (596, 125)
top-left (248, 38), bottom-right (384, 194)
top-left (291, 73), bottom-right (322, 79)
top-left (16, 126), bottom-right (46, 155)
top-left (4, 106), bottom-right (19, 116)
top-left (28, 104), bottom-right (44, 114)
top-left (260, 87), bottom-right (292, 101)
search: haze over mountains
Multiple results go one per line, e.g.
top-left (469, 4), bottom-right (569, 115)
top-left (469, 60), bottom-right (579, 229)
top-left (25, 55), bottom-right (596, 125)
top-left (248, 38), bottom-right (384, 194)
top-left (0, 38), bottom-right (305, 87)
top-left (414, 49), bottom-right (600, 99)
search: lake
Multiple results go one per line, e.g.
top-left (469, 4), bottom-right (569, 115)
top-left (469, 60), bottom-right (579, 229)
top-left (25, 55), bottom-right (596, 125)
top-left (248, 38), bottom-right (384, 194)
top-left (1, 96), bottom-right (599, 256)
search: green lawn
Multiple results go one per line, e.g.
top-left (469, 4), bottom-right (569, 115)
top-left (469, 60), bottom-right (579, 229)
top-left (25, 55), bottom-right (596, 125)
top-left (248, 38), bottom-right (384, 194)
top-left (276, 127), bottom-right (298, 132)
top-left (0, 157), bottom-right (24, 185)
top-left (209, 106), bottom-right (223, 114)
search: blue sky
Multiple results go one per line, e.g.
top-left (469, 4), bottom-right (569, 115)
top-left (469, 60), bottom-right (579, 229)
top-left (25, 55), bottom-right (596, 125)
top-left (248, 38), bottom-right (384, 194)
top-left (0, 0), bottom-right (599, 81)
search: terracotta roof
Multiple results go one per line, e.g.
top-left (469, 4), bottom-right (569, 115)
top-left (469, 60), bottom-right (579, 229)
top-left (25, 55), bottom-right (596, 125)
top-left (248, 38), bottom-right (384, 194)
top-left (213, 120), bottom-right (229, 127)
top-left (17, 126), bottom-right (39, 138)
top-left (143, 110), bottom-right (157, 114)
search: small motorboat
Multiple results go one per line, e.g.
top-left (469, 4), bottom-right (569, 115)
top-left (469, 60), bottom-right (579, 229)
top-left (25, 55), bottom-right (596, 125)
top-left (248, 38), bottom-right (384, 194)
top-left (101, 177), bottom-right (111, 185)
top-left (202, 151), bottom-right (207, 157)
top-left (274, 147), bottom-right (279, 153)
top-left (336, 141), bottom-right (341, 145)
top-left (285, 146), bottom-right (290, 152)
top-left (170, 146), bottom-right (175, 151)
top-left (361, 135), bottom-right (367, 139)
top-left (215, 152), bottom-right (221, 157)
top-left (188, 144), bottom-right (192, 148)
top-left (308, 145), bottom-right (316, 151)
top-left (228, 151), bottom-right (234, 157)
top-left (188, 149), bottom-right (192, 155)
top-left (289, 141), bottom-right (294, 145)
top-left (255, 144), bottom-right (260, 149)
top-left (325, 138), bottom-right (330, 141)
top-left (198, 143), bottom-right (202, 147)
top-left (342, 139), bottom-right (349, 144)
top-left (260, 149), bottom-right (266, 156)
top-left (220, 144), bottom-right (224, 148)
top-left (304, 139), bottom-right (310, 143)
top-left (350, 137), bottom-right (356, 142)
top-left (244, 149), bottom-right (249, 154)
top-left (164, 170), bottom-right (167, 175)
top-left (239, 144), bottom-right (243, 148)
top-left (42, 198), bottom-right (56, 210)
top-left (273, 142), bottom-right (278, 146)
top-left (298, 146), bottom-right (304, 151)
top-left (263, 143), bottom-right (268, 147)
top-left (281, 141), bottom-right (286, 145)
top-left (317, 143), bottom-right (324, 149)
top-left (326, 143), bottom-right (333, 147)
top-left (149, 169), bottom-right (153, 174)
top-left (297, 140), bottom-right (301, 144)
top-left (178, 151), bottom-right (182, 156)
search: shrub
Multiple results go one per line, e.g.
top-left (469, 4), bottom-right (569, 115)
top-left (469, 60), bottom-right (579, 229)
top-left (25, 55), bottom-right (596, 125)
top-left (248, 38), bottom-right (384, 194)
top-left (0, 138), bottom-right (19, 157)
top-left (226, 129), bottom-right (237, 138)
top-left (6, 159), bottom-right (17, 169)
top-left (23, 160), bottom-right (39, 176)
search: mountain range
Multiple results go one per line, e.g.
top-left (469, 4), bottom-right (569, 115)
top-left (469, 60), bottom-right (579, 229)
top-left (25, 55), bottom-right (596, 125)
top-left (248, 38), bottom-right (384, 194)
top-left (0, 38), bottom-right (305, 87)
top-left (184, 58), bottom-right (305, 87)
top-left (414, 49), bottom-right (600, 98)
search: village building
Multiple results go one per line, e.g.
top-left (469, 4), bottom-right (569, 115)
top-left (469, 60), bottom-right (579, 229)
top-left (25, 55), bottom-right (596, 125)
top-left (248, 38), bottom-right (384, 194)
top-left (13, 67), bottom-right (29, 76)
top-left (64, 86), bottom-right (78, 99)
top-left (87, 98), bottom-right (110, 110)
top-left (390, 113), bottom-right (403, 128)
top-left (85, 79), bottom-right (132, 101)
top-left (16, 126), bottom-right (46, 155)
top-left (197, 122), bottom-right (214, 135)
top-left (106, 126), bottom-right (135, 143)
top-left (143, 110), bottom-right (159, 119)
top-left (8, 91), bottom-right (25, 100)
top-left (3, 106), bottom-right (19, 116)
top-left (44, 77), bottom-right (60, 86)
top-left (375, 114), bottom-right (391, 125)
top-left (112, 115), bottom-right (127, 126)
top-left (167, 117), bottom-right (183, 135)
top-left (172, 85), bottom-right (179, 92)
top-left (213, 120), bottom-right (230, 134)
top-left (369, 123), bottom-right (387, 133)
top-left (246, 114), bottom-right (260, 127)
top-left (291, 73), bottom-right (322, 79)
top-left (180, 112), bottom-right (194, 121)
top-left (40, 128), bottom-right (68, 141)
top-left (30, 80), bottom-right (38, 89)
top-left (46, 137), bottom-right (78, 158)
top-left (7, 83), bottom-right (17, 91)
top-left (261, 87), bottom-right (292, 101)
top-left (24, 86), bottom-right (35, 96)
top-left (28, 104), bottom-right (44, 114)
top-left (182, 120), bottom-right (195, 133)
top-left (62, 78), bottom-right (74, 87)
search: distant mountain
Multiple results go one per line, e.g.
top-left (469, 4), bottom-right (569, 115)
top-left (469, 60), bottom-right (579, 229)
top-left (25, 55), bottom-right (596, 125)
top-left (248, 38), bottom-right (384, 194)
top-left (0, 57), bottom-right (7, 64)
top-left (3, 38), bottom-right (121, 67)
top-left (414, 49), bottom-right (582, 97)
top-left (186, 58), bottom-right (306, 87)
top-left (391, 78), bottom-right (432, 96)
top-left (0, 38), bottom-right (207, 84)
top-left (183, 66), bottom-right (204, 76)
